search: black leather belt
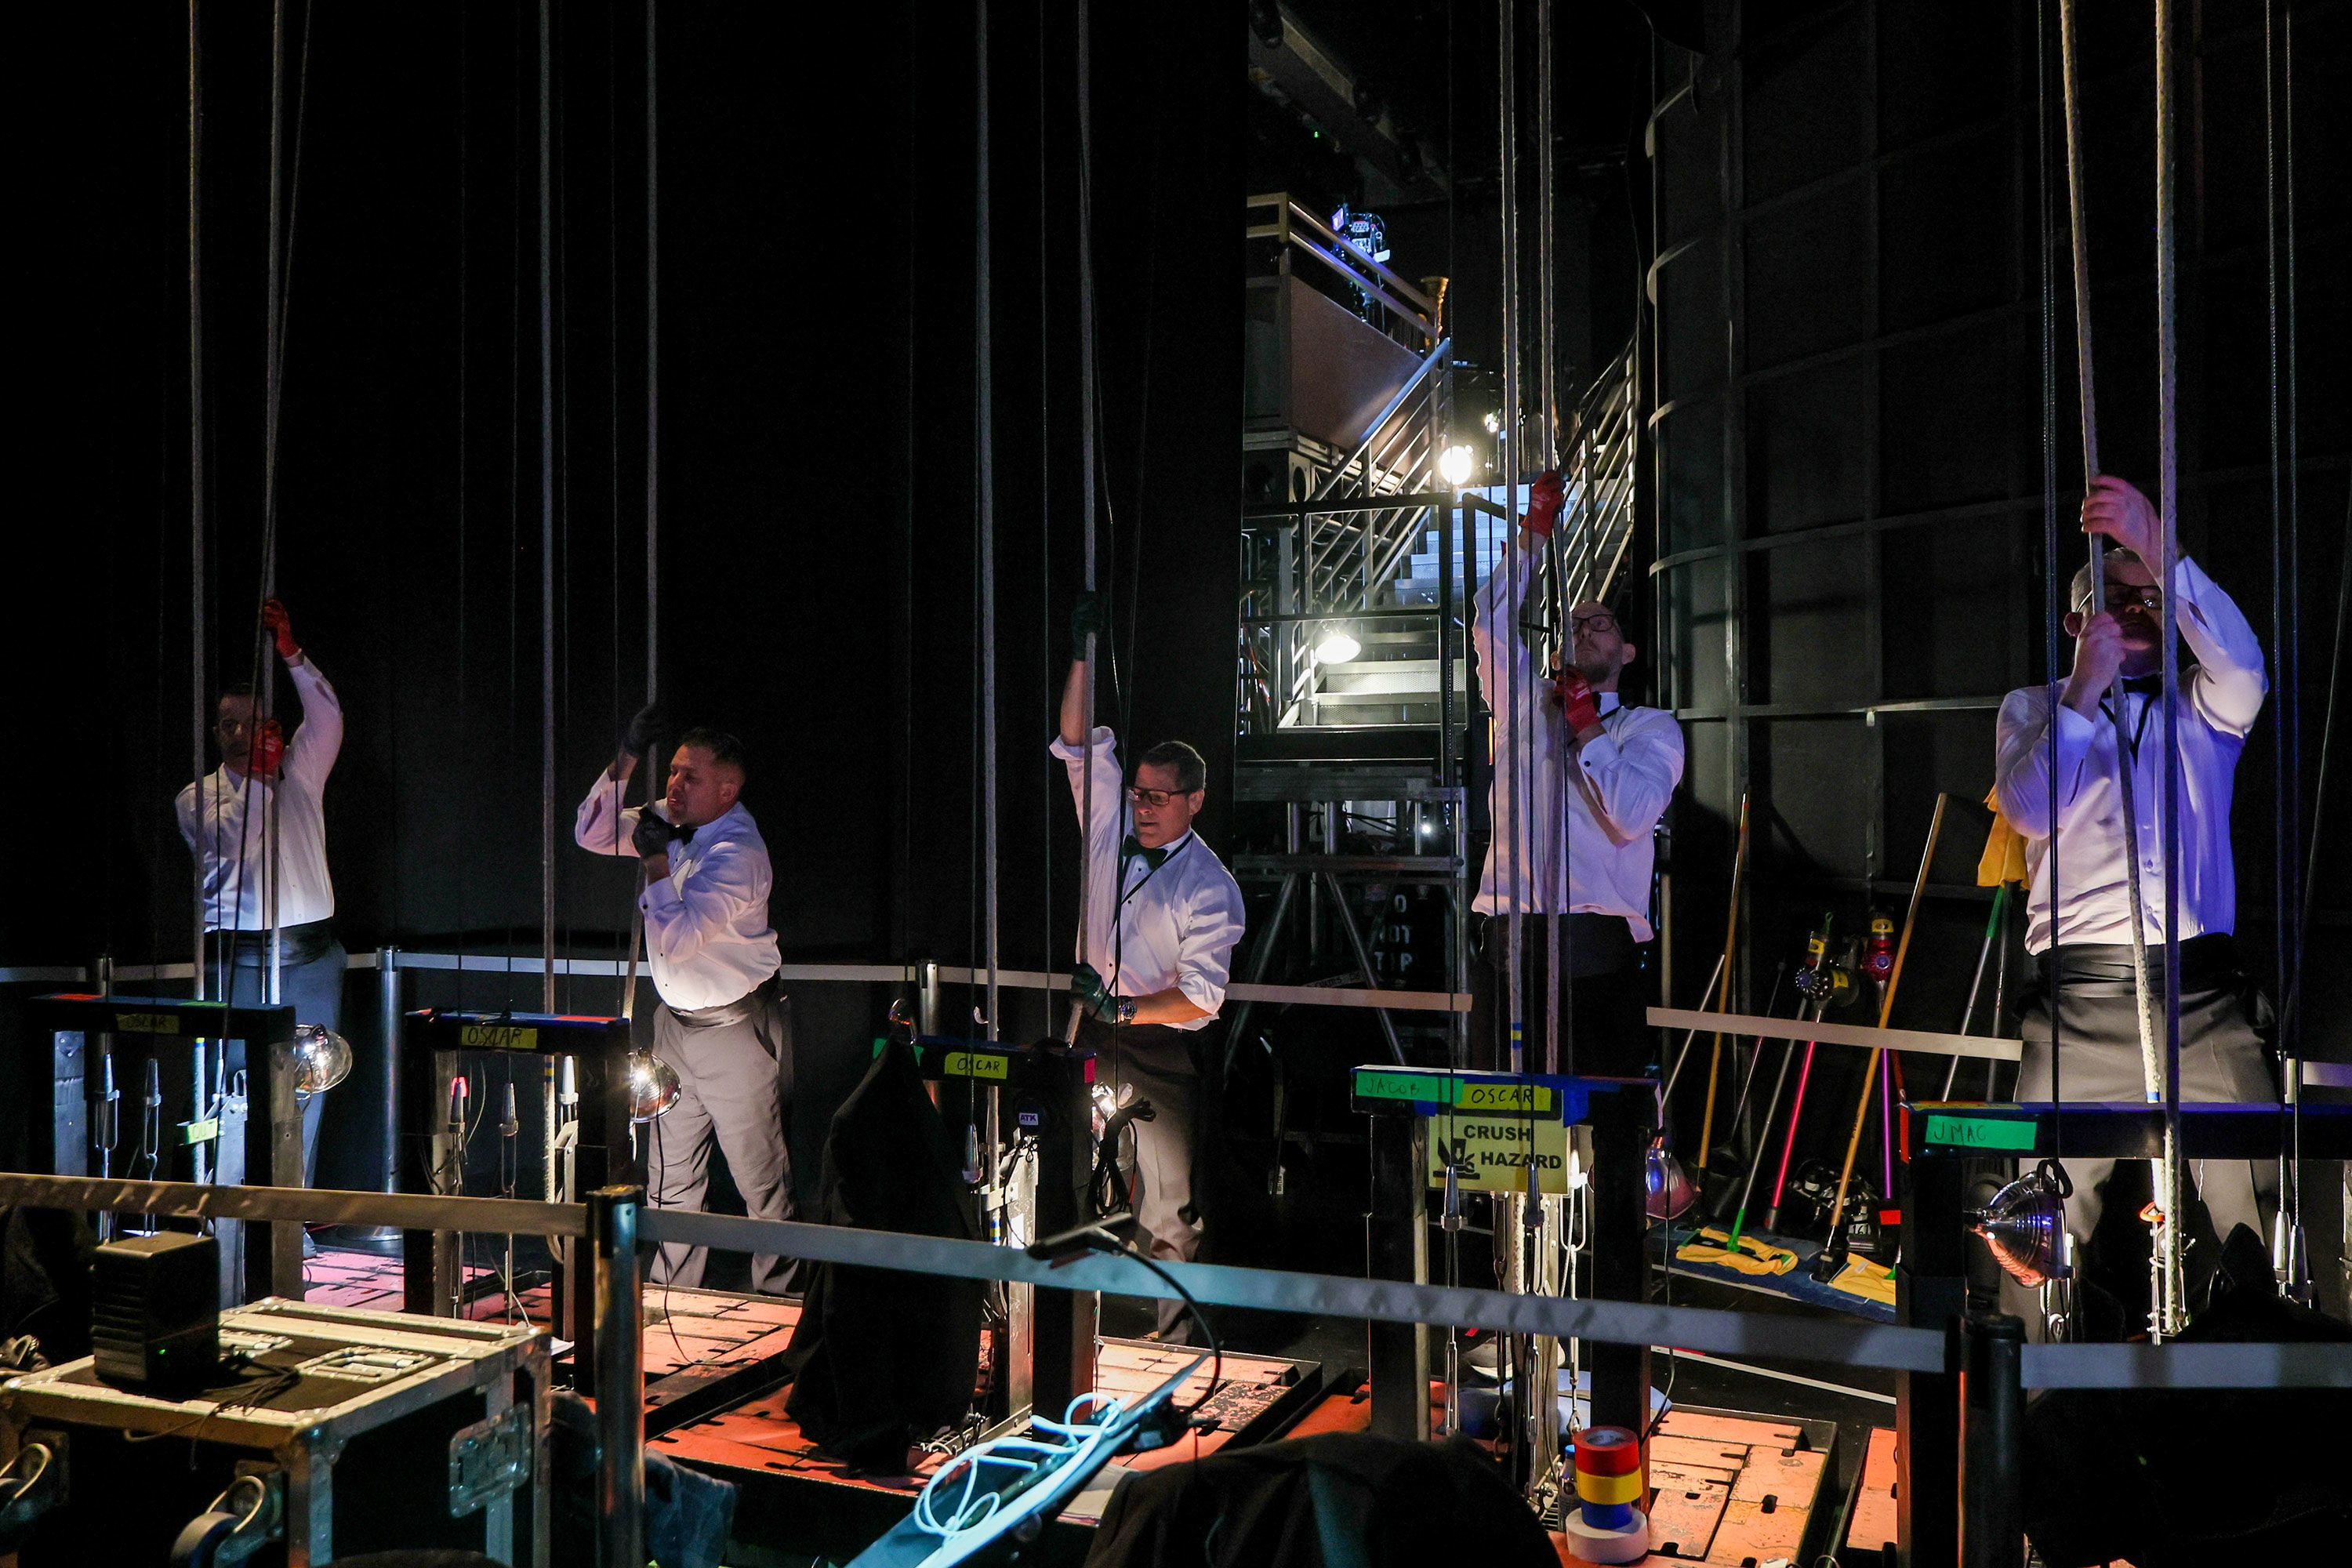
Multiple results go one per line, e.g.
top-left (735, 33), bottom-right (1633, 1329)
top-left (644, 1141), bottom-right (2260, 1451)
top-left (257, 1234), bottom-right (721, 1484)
top-left (669, 971), bottom-right (781, 1030)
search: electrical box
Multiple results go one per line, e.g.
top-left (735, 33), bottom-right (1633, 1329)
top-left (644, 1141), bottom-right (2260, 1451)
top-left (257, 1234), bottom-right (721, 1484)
top-left (1, 1298), bottom-right (548, 1567)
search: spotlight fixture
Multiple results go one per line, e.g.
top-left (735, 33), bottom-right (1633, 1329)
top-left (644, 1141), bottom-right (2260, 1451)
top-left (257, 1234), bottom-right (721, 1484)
top-left (1312, 628), bottom-right (1362, 665)
top-left (1969, 1160), bottom-right (2074, 1288)
top-left (1438, 443), bottom-right (1477, 488)
top-left (291, 1024), bottom-right (353, 1098)
top-left (628, 1051), bottom-right (682, 1124)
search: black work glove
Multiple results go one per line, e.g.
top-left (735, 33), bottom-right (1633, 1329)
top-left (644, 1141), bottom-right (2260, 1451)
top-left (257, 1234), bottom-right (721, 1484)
top-left (620, 702), bottom-right (665, 759)
top-left (631, 808), bottom-right (681, 859)
top-left (1071, 592), bottom-right (1105, 649)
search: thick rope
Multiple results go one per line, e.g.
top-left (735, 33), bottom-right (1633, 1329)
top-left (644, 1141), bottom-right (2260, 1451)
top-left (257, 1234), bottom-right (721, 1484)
top-left (2056, 0), bottom-right (2163, 1109)
top-left (2152, 0), bottom-right (2187, 1337)
top-left (187, 0), bottom-right (209, 1004)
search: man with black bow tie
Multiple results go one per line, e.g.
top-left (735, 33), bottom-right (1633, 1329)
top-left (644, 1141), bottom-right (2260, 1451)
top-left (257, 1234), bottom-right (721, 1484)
top-left (576, 715), bottom-right (797, 1291)
top-left (1994, 474), bottom-right (2275, 1321)
top-left (1054, 600), bottom-right (1246, 1337)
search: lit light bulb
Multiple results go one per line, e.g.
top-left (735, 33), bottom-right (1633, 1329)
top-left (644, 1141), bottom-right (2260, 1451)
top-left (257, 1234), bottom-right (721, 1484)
top-left (1481, 410), bottom-right (1501, 434)
top-left (291, 1024), bottom-right (353, 1098)
top-left (1313, 630), bottom-right (1362, 665)
top-left (1438, 443), bottom-right (1476, 488)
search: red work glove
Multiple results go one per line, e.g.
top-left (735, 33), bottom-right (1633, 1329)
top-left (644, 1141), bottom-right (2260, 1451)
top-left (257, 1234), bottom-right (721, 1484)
top-left (260, 599), bottom-right (301, 662)
top-left (1553, 670), bottom-right (1602, 735)
top-left (1521, 470), bottom-right (1566, 538)
top-left (248, 718), bottom-right (285, 778)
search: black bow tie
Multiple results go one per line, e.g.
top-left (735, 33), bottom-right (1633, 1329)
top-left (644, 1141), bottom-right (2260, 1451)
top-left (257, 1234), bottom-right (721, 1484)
top-left (2120, 675), bottom-right (2165, 697)
top-left (1122, 834), bottom-right (1170, 871)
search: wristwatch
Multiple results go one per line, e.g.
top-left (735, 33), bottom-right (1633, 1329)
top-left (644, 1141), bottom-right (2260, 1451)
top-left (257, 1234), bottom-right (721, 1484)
top-left (1114, 996), bottom-right (1138, 1027)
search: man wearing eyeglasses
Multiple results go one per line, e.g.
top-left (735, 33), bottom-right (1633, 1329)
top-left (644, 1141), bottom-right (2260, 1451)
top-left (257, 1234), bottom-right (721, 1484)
top-left (1054, 600), bottom-right (1247, 1338)
top-left (1994, 474), bottom-right (2274, 1326)
top-left (176, 598), bottom-right (346, 1212)
top-left (1471, 471), bottom-right (1686, 1077)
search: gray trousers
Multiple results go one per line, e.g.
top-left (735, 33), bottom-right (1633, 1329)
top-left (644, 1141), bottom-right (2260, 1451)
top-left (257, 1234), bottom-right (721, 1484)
top-left (2005, 941), bottom-right (2277, 1331)
top-left (1082, 1018), bottom-right (1203, 1337)
top-left (213, 926), bottom-right (345, 1188)
top-left (645, 978), bottom-right (797, 1293)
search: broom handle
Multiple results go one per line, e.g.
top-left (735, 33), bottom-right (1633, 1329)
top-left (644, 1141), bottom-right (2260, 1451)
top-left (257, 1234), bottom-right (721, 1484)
top-left (1825, 794), bottom-right (1949, 1240)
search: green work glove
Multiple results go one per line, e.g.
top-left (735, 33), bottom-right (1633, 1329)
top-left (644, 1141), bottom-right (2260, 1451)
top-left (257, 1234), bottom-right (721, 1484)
top-left (1070, 961), bottom-right (1117, 1022)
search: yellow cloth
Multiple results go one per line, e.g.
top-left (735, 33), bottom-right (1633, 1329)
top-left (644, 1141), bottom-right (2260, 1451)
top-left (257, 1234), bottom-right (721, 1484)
top-left (1673, 1227), bottom-right (1798, 1276)
top-left (1828, 1257), bottom-right (1899, 1306)
top-left (1978, 786), bottom-right (2029, 887)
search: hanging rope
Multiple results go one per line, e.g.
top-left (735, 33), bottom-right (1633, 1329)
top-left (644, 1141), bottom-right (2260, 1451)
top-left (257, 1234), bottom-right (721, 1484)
top-left (2151, 0), bottom-right (2187, 1338)
top-left (2055, 0), bottom-right (2162, 1111)
top-left (1066, 0), bottom-right (1101, 1044)
top-left (2038, 0), bottom-right (2065, 1142)
top-left (187, 0), bottom-right (209, 1001)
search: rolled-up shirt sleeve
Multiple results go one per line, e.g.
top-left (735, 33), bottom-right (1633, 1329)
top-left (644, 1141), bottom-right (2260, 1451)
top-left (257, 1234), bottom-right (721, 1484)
top-left (2172, 555), bottom-right (2267, 737)
top-left (282, 659), bottom-right (343, 791)
top-left (1994, 687), bottom-right (2095, 840)
top-left (1574, 714), bottom-right (1683, 842)
top-left (640, 840), bottom-right (769, 968)
top-left (1171, 875), bottom-right (1247, 1018)
top-left (575, 775), bottom-right (644, 857)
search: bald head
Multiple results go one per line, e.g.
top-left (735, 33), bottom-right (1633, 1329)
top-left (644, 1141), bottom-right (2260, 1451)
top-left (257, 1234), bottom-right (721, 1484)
top-left (1567, 600), bottom-right (1635, 690)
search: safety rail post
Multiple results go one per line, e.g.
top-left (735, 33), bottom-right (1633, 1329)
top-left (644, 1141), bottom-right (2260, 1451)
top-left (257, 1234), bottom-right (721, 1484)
top-left (377, 949), bottom-right (400, 1203)
top-left (1365, 1109), bottom-right (1430, 1440)
top-left (589, 1185), bottom-right (645, 1568)
top-left (1957, 1308), bottom-right (2024, 1568)
top-left (1899, 1141), bottom-right (1968, 1568)
top-left (1586, 1083), bottom-right (1653, 1438)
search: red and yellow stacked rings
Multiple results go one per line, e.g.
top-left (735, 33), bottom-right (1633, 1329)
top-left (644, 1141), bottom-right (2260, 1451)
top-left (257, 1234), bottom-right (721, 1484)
top-left (1574, 1426), bottom-right (1646, 1513)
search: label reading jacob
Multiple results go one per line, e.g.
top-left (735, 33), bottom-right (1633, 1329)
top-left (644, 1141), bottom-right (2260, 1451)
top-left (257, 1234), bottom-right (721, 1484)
top-left (459, 1024), bottom-right (539, 1053)
top-left (1426, 1112), bottom-right (1571, 1196)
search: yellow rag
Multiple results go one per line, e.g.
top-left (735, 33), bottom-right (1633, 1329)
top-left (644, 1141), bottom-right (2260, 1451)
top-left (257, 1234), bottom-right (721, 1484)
top-left (1977, 786), bottom-right (2029, 887)
top-left (1673, 1227), bottom-right (1798, 1276)
top-left (1828, 1257), bottom-right (1900, 1306)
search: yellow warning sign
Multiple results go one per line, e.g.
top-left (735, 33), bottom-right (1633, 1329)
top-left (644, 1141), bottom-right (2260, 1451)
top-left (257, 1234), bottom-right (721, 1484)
top-left (1426, 1112), bottom-right (1571, 1195)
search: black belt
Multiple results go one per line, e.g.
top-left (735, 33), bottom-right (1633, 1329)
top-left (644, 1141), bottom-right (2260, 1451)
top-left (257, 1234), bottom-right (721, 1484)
top-left (205, 920), bottom-right (337, 967)
top-left (2035, 932), bottom-right (2245, 997)
top-left (668, 971), bottom-right (781, 1030)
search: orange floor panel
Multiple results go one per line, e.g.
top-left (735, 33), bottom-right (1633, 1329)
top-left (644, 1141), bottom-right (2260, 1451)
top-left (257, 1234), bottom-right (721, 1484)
top-left (1844, 1426), bottom-right (1899, 1561)
top-left (1556, 1406), bottom-right (1833, 1568)
top-left (652, 1337), bottom-right (1322, 1521)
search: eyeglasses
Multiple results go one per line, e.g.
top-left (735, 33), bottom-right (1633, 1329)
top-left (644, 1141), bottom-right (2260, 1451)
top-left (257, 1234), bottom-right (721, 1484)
top-left (1127, 786), bottom-right (1184, 810)
top-left (2078, 586), bottom-right (2164, 614)
top-left (1571, 613), bottom-right (1620, 637)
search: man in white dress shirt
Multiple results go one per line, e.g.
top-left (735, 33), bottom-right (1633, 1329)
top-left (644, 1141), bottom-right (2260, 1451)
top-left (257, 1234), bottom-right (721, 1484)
top-left (1054, 604), bottom-right (1247, 1336)
top-left (575, 720), bottom-right (797, 1292)
top-left (176, 598), bottom-right (345, 1195)
top-left (1472, 472), bottom-right (1686, 1077)
top-left (1994, 474), bottom-right (2274, 1316)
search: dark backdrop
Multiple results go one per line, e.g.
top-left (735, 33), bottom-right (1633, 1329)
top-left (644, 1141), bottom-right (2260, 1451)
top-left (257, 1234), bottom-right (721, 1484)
top-left (1645, 0), bottom-right (2350, 1255)
top-left (11, 1), bottom-right (1241, 1198)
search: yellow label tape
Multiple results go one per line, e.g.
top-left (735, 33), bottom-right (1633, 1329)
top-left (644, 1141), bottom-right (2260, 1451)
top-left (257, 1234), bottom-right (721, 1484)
top-left (459, 1025), bottom-right (540, 1052)
top-left (942, 1051), bottom-right (1010, 1083)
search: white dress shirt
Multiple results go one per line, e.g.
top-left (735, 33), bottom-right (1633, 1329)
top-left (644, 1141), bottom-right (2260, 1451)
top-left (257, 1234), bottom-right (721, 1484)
top-left (1052, 727), bottom-right (1247, 1032)
top-left (175, 658), bottom-right (343, 932)
top-left (575, 784), bottom-right (782, 1011)
top-left (1472, 549), bottom-right (1684, 938)
top-left (1994, 555), bottom-right (2266, 953)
